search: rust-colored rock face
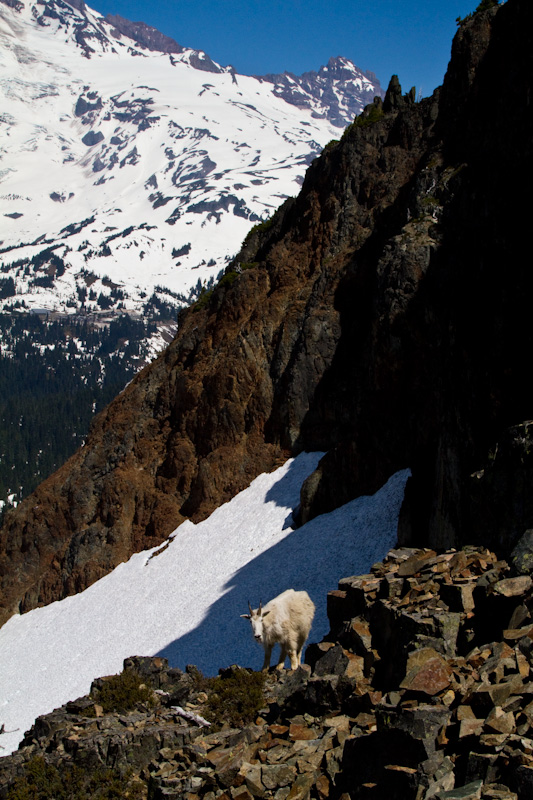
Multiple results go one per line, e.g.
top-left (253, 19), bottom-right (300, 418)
top-left (1, 1), bottom-right (532, 627)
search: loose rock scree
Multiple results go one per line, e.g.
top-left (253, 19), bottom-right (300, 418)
top-left (241, 589), bottom-right (315, 670)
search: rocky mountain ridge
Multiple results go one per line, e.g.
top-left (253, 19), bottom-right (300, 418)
top-left (3, 544), bottom-right (533, 799)
top-left (0, 0), bottom-right (532, 629)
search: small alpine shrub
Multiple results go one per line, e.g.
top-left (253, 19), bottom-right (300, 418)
top-left (243, 216), bottom-right (273, 243)
top-left (7, 757), bottom-right (144, 800)
top-left (204, 668), bottom-right (265, 728)
top-left (193, 287), bottom-right (214, 312)
top-left (457, 0), bottom-right (498, 25)
top-left (475, 0), bottom-right (499, 11)
top-left (342, 100), bottom-right (384, 140)
top-left (353, 102), bottom-right (384, 128)
top-left (91, 669), bottom-right (154, 713)
top-left (218, 270), bottom-right (239, 288)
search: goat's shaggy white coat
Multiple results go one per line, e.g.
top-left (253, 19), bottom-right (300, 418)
top-left (241, 589), bottom-right (315, 670)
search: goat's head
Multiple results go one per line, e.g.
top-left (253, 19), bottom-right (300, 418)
top-left (240, 601), bottom-right (271, 643)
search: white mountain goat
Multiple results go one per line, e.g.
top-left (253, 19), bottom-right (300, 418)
top-left (241, 589), bottom-right (315, 671)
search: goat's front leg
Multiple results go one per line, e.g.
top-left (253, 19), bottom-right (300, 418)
top-left (262, 645), bottom-right (273, 671)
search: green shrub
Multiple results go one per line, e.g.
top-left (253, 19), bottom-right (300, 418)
top-left (91, 669), bottom-right (154, 714)
top-left (323, 139), bottom-right (339, 152)
top-left (192, 262), bottom-right (258, 313)
top-left (353, 102), bottom-right (384, 128)
top-left (204, 668), bottom-right (265, 728)
top-left (457, 0), bottom-right (498, 25)
top-left (342, 101), bottom-right (384, 140)
top-left (218, 270), bottom-right (239, 288)
top-left (475, 0), bottom-right (499, 11)
top-left (7, 757), bottom-right (144, 800)
top-left (420, 195), bottom-right (439, 210)
top-left (243, 216), bottom-right (274, 243)
top-left (193, 287), bottom-right (214, 312)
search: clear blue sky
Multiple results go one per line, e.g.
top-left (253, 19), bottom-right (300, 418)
top-left (88, 0), bottom-right (480, 97)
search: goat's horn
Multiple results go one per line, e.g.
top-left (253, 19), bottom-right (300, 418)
top-left (248, 601), bottom-right (253, 615)
top-left (258, 600), bottom-right (262, 614)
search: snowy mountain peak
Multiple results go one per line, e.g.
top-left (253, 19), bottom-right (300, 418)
top-left (258, 55), bottom-right (381, 129)
top-left (0, 0), bottom-right (384, 320)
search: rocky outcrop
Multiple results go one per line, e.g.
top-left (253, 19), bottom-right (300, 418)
top-left (105, 14), bottom-right (184, 54)
top-left (3, 546), bottom-right (533, 799)
top-left (0, 0), bottom-right (25, 10)
top-left (1, 1), bottom-right (532, 627)
top-left (65, 0), bottom-right (86, 12)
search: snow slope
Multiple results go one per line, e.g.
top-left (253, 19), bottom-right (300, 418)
top-left (0, 452), bottom-right (409, 755)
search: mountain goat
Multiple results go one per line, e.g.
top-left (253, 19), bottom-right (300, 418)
top-left (241, 589), bottom-right (315, 671)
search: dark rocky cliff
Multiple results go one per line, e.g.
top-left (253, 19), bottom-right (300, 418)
top-left (1, 0), bottom-right (532, 628)
top-left (296, 0), bottom-right (533, 545)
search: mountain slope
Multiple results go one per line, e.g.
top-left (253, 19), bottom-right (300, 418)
top-left (1, 0), bottom-right (531, 629)
top-left (0, 0), bottom-right (382, 317)
top-left (0, 454), bottom-right (408, 755)
top-left (0, 0), bottom-right (382, 516)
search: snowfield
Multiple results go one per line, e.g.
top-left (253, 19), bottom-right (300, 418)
top-left (0, 452), bottom-right (409, 756)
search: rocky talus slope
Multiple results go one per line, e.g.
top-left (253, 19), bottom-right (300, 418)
top-left (1, 0), bottom-right (532, 627)
top-left (3, 545), bottom-right (533, 799)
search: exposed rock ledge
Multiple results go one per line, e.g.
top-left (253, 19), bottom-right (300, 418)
top-left (3, 543), bottom-right (533, 799)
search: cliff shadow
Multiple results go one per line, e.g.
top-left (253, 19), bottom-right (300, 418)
top-left (155, 465), bottom-right (408, 675)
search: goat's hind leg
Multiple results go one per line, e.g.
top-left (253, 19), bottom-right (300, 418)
top-left (288, 648), bottom-right (299, 670)
top-left (296, 634), bottom-right (305, 666)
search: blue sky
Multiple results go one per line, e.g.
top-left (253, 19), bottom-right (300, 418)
top-left (88, 0), bottom-right (479, 97)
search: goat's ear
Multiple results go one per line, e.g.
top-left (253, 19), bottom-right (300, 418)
top-left (240, 614), bottom-right (251, 619)
top-left (262, 610), bottom-right (271, 617)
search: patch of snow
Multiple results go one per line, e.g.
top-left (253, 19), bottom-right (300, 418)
top-left (0, 453), bottom-right (409, 755)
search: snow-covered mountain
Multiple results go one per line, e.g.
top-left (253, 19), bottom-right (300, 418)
top-left (0, 0), bottom-right (383, 318)
top-left (0, 452), bottom-right (409, 756)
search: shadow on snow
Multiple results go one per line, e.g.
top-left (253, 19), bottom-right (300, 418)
top-left (156, 466), bottom-right (408, 675)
